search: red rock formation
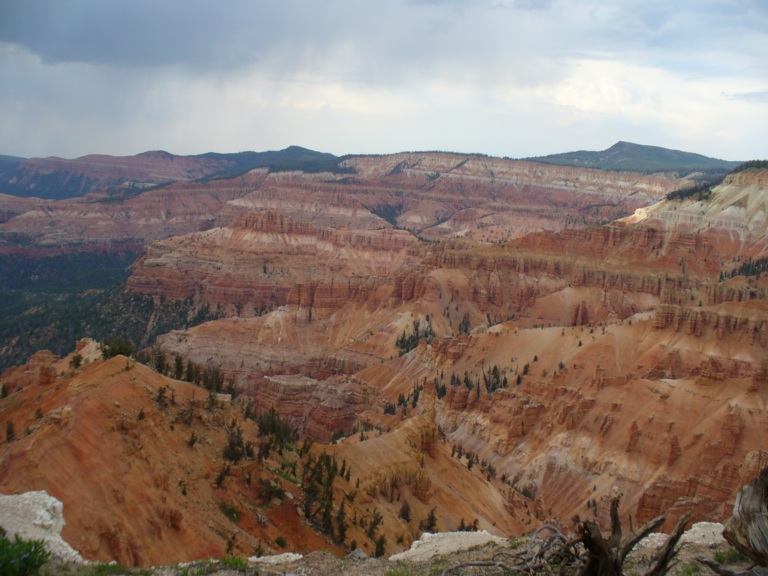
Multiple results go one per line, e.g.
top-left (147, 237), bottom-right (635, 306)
top-left (128, 210), bottom-right (418, 318)
top-left (1, 152), bottom-right (691, 248)
top-left (0, 350), bottom-right (57, 394)
top-left (7, 162), bottom-right (768, 560)
top-left (249, 374), bottom-right (366, 441)
top-left (0, 355), bottom-right (342, 565)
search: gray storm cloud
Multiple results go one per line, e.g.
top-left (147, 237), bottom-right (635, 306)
top-left (0, 0), bottom-right (766, 159)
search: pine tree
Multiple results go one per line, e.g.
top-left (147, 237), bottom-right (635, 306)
top-left (399, 499), bottom-right (411, 522)
top-left (322, 499), bottom-right (334, 538)
top-left (420, 507), bottom-right (437, 532)
top-left (185, 359), bottom-right (196, 382)
top-left (174, 355), bottom-right (184, 380)
top-left (336, 500), bottom-right (347, 544)
top-left (375, 535), bottom-right (386, 558)
top-left (367, 509), bottom-right (383, 538)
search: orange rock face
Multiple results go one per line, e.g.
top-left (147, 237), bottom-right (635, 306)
top-left (0, 354), bottom-right (342, 565)
top-left (127, 210), bottom-right (419, 318)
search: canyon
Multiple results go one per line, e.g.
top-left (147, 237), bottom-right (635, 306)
top-left (1, 146), bottom-right (766, 568)
top-left (0, 149), bottom-right (690, 249)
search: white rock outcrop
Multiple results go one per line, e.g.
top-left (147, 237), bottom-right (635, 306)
top-left (389, 530), bottom-right (506, 563)
top-left (0, 491), bottom-right (83, 563)
top-left (249, 552), bottom-right (303, 565)
top-left (632, 522), bottom-right (726, 553)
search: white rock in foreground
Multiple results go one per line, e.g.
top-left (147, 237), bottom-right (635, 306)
top-left (389, 531), bottom-right (506, 563)
top-left (249, 552), bottom-right (303, 565)
top-left (680, 522), bottom-right (726, 547)
top-left (0, 491), bottom-right (84, 563)
top-left (633, 522), bottom-right (726, 552)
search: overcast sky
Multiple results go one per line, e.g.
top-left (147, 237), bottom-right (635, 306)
top-left (0, 0), bottom-right (766, 160)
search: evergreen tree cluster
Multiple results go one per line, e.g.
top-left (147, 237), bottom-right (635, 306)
top-left (457, 518), bottom-right (480, 532)
top-left (383, 383), bottom-right (424, 415)
top-left (395, 316), bottom-right (435, 354)
top-left (419, 507), bottom-right (438, 532)
top-left (482, 365), bottom-right (508, 393)
top-left (450, 443), bottom-right (498, 480)
top-left (100, 337), bottom-right (133, 359)
top-left (721, 257), bottom-right (768, 280)
top-left (223, 419), bottom-right (254, 463)
top-left (140, 349), bottom-right (236, 395)
top-left (254, 406), bottom-right (296, 452)
top-left (301, 452), bottom-right (347, 540)
top-left (730, 159), bottom-right (768, 173)
top-left (665, 175), bottom-right (724, 202)
top-left (444, 368), bottom-right (506, 393)
top-left (435, 377), bottom-right (447, 399)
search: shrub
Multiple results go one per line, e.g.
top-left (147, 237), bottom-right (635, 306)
top-left (218, 501), bottom-right (240, 523)
top-left (714, 548), bottom-right (744, 564)
top-left (70, 354), bottom-right (82, 369)
top-left (220, 555), bottom-right (248, 571)
top-left (215, 465), bottom-right (231, 488)
top-left (681, 562), bottom-right (701, 575)
top-left (6, 421), bottom-right (14, 442)
top-left (257, 478), bottom-right (285, 502)
top-left (275, 535), bottom-right (287, 548)
top-left (386, 567), bottom-right (417, 576)
top-left (79, 563), bottom-right (134, 575)
top-left (0, 530), bottom-right (50, 576)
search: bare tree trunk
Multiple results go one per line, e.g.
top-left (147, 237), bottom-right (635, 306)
top-left (577, 493), bottom-right (686, 576)
top-left (724, 468), bottom-right (768, 567)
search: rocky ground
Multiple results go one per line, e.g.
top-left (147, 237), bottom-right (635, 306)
top-left (42, 533), bottom-right (755, 576)
top-left (2, 490), bottom-right (752, 576)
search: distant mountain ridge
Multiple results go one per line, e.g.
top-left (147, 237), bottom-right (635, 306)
top-left (0, 146), bottom-right (343, 200)
top-left (0, 141), bottom-right (746, 200)
top-left (529, 141), bottom-right (742, 174)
